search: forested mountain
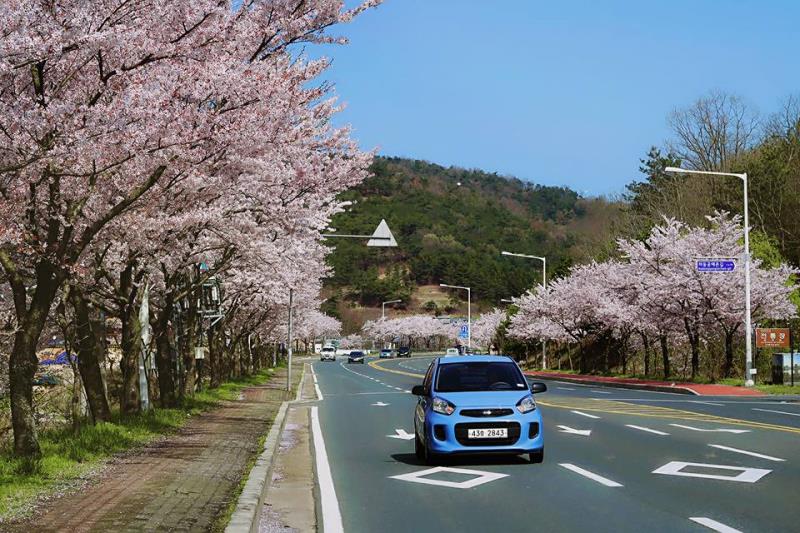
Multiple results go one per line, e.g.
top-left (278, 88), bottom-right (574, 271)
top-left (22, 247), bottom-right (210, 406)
top-left (324, 157), bottom-right (619, 310)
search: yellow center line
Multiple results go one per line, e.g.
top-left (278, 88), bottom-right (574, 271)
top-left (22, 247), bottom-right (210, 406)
top-left (537, 398), bottom-right (800, 435)
top-left (369, 359), bottom-right (800, 435)
top-left (369, 358), bottom-right (425, 379)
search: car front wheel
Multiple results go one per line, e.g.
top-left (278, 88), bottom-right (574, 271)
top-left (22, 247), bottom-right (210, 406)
top-left (529, 448), bottom-right (544, 464)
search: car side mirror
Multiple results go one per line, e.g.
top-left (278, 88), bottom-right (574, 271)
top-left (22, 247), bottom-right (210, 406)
top-left (529, 381), bottom-right (547, 394)
top-left (411, 385), bottom-right (426, 396)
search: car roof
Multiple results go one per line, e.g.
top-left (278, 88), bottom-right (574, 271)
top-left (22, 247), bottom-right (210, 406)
top-left (437, 355), bottom-right (513, 364)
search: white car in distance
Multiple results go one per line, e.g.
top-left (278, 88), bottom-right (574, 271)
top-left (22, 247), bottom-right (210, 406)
top-left (320, 347), bottom-right (337, 362)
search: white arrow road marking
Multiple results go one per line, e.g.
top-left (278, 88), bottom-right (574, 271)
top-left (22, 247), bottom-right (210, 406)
top-left (669, 424), bottom-right (750, 434)
top-left (753, 407), bottom-right (800, 417)
top-left (389, 467), bottom-right (508, 489)
top-left (652, 461), bottom-right (771, 483)
top-left (372, 401), bottom-right (390, 407)
top-left (559, 463), bottom-right (622, 487)
top-left (708, 444), bottom-right (785, 462)
top-left (557, 425), bottom-right (592, 436)
top-left (387, 429), bottom-right (415, 440)
top-left (571, 410), bottom-right (600, 419)
top-left (626, 424), bottom-right (669, 436)
top-left (689, 517), bottom-right (742, 533)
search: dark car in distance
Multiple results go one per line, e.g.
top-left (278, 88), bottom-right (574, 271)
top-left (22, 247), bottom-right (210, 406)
top-left (397, 346), bottom-right (412, 358)
top-left (348, 350), bottom-right (366, 364)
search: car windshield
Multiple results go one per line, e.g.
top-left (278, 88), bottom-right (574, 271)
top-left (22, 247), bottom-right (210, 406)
top-left (350, 352), bottom-right (363, 356)
top-left (381, 349), bottom-right (391, 353)
top-left (435, 362), bottom-right (528, 392)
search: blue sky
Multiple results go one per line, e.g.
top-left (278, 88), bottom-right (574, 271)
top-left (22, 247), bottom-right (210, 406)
top-left (315, 0), bottom-right (800, 196)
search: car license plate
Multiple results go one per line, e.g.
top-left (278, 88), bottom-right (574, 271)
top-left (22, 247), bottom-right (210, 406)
top-left (467, 428), bottom-right (507, 439)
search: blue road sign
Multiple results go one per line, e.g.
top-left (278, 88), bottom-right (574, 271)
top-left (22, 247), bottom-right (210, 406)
top-left (459, 324), bottom-right (469, 339)
top-left (696, 260), bottom-right (736, 272)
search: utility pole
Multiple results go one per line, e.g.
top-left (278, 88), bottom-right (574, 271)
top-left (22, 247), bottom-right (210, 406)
top-left (287, 288), bottom-right (293, 392)
top-left (665, 167), bottom-right (754, 386)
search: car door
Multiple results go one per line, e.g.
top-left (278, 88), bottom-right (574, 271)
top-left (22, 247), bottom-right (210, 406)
top-left (415, 361), bottom-right (436, 442)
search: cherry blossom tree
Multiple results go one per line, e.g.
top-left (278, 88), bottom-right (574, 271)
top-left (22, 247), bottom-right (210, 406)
top-left (0, 0), bottom-right (379, 456)
top-left (471, 309), bottom-right (506, 350)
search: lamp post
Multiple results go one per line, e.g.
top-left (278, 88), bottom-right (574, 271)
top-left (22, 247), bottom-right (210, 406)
top-left (382, 299), bottom-right (402, 320)
top-left (286, 288), bottom-right (294, 392)
top-left (665, 166), bottom-right (754, 386)
top-left (501, 251), bottom-right (547, 369)
top-left (440, 284), bottom-right (471, 350)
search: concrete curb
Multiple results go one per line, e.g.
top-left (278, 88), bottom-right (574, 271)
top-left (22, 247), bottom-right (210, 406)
top-left (530, 374), bottom-right (699, 395)
top-left (226, 363), bottom-right (308, 533)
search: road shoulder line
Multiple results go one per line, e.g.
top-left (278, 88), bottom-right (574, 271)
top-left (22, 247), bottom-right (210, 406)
top-left (311, 405), bottom-right (344, 533)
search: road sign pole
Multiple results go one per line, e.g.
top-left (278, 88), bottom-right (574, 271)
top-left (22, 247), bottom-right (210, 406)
top-left (743, 173), bottom-right (754, 387)
top-left (467, 287), bottom-right (471, 352)
top-left (791, 327), bottom-right (795, 387)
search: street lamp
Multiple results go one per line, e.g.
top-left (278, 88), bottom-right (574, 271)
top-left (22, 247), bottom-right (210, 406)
top-left (501, 251), bottom-right (547, 369)
top-left (665, 166), bottom-right (754, 387)
top-left (381, 299), bottom-right (402, 320)
top-left (440, 283), bottom-right (471, 350)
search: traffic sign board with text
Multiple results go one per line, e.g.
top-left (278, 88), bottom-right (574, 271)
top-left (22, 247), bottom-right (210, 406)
top-left (756, 328), bottom-right (790, 349)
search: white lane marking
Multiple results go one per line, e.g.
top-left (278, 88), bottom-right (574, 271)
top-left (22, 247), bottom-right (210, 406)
top-left (708, 444), bottom-right (785, 462)
top-left (591, 390), bottom-right (612, 394)
top-left (652, 461), bottom-right (771, 483)
top-left (387, 429), bottom-right (415, 440)
top-left (689, 517), bottom-right (742, 533)
top-left (626, 424), bottom-right (669, 436)
top-left (372, 401), bottom-right (390, 407)
top-left (559, 463), bottom-right (622, 487)
top-left (557, 386), bottom-right (577, 391)
top-left (670, 424), bottom-right (750, 434)
top-left (571, 410), bottom-right (600, 419)
top-left (310, 365), bottom-right (323, 401)
top-left (557, 425), bottom-right (592, 436)
top-left (753, 407), bottom-right (800, 418)
top-left (310, 406), bottom-right (343, 533)
top-left (691, 401), bottom-right (725, 406)
top-left (389, 467), bottom-right (508, 489)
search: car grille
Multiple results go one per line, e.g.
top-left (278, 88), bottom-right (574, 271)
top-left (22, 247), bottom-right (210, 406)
top-left (454, 421), bottom-right (521, 446)
top-left (460, 408), bottom-right (514, 418)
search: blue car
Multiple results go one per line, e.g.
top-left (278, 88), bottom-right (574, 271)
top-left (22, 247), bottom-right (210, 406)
top-left (412, 355), bottom-right (546, 464)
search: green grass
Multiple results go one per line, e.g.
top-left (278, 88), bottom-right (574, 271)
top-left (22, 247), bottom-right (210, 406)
top-left (0, 368), bottom-right (276, 521)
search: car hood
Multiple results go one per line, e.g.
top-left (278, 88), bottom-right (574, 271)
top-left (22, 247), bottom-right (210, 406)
top-left (434, 390), bottom-right (531, 408)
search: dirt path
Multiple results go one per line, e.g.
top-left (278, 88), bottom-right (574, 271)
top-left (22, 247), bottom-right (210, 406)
top-left (9, 368), bottom-right (296, 533)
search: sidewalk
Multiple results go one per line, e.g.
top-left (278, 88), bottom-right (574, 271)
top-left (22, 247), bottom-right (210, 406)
top-left (526, 371), bottom-right (765, 396)
top-left (8, 367), bottom-right (298, 533)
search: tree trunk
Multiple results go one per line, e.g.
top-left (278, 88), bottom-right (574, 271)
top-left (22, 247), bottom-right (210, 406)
top-left (683, 317), bottom-right (700, 380)
top-left (118, 265), bottom-right (142, 414)
top-left (723, 329), bottom-right (735, 378)
top-left (659, 334), bottom-right (670, 380)
top-left (209, 325), bottom-right (222, 388)
top-left (155, 320), bottom-right (177, 407)
top-left (69, 288), bottom-right (111, 422)
top-left (641, 332), bottom-right (651, 377)
top-left (182, 297), bottom-right (198, 396)
top-left (9, 323), bottom-right (43, 457)
top-left (8, 264), bottom-right (61, 457)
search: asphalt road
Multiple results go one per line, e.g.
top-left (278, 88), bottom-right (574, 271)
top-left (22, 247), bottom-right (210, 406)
top-left (312, 355), bottom-right (800, 533)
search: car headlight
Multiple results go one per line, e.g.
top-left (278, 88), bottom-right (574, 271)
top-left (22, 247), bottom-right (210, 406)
top-left (432, 397), bottom-right (456, 415)
top-left (516, 395), bottom-right (536, 414)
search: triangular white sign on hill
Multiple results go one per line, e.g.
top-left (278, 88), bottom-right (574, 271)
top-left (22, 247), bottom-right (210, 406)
top-left (367, 219), bottom-right (398, 247)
